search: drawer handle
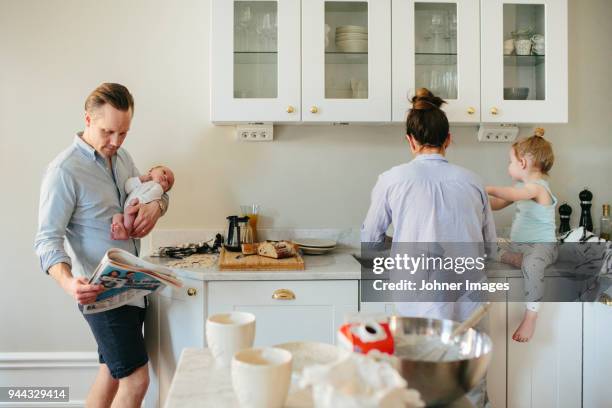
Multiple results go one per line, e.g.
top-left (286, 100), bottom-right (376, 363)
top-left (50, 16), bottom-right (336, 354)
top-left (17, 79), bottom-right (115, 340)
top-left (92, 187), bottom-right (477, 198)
top-left (187, 287), bottom-right (197, 297)
top-left (490, 107), bottom-right (499, 115)
top-left (272, 288), bottom-right (295, 300)
top-left (310, 106), bottom-right (319, 114)
top-left (599, 293), bottom-right (612, 307)
top-left (467, 107), bottom-right (475, 115)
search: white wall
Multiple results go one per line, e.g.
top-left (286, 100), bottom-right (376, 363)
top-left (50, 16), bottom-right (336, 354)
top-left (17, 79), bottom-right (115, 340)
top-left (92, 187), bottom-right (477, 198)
top-left (0, 0), bottom-right (610, 352)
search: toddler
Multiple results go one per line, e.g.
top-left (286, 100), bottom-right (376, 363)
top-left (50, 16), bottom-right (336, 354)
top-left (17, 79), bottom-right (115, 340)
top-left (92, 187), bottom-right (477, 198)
top-left (487, 128), bottom-right (557, 343)
top-left (111, 165), bottom-right (175, 240)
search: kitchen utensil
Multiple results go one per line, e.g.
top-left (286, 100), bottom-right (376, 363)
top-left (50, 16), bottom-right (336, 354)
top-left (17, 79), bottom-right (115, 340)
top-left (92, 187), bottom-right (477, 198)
top-left (580, 188), bottom-right (594, 232)
top-left (225, 215), bottom-right (242, 252)
top-left (504, 87), bottom-right (529, 100)
top-left (389, 316), bottom-right (492, 406)
top-left (423, 303), bottom-right (491, 361)
top-left (240, 204), bottom-right (260, 241)
top-left (206, 312), bottom-right (255, 367)
top-left (219, 248), bottom-right (305, 270)
top-left (232, 347), bottom-right (292, 408)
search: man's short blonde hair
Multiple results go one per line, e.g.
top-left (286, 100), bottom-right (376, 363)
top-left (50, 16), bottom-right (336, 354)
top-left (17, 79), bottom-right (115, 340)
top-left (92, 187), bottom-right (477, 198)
top-left (85, 83), bottom-right (134, 115)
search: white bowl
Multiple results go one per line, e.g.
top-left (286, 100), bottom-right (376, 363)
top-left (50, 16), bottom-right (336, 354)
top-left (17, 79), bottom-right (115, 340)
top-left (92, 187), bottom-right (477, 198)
top-left (336, 33), bottom-right (368, 40)
top-left (336, 25), bottom-right (367, 34)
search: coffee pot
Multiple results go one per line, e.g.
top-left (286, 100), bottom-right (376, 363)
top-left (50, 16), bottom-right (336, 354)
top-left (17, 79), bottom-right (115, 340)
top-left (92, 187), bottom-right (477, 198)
top-left (225, 215), bottom-right (242, 252)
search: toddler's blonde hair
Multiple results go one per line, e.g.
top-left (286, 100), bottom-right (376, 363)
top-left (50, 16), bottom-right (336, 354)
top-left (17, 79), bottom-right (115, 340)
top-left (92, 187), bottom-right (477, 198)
top-left (512, 127), bottom-right (554, 175)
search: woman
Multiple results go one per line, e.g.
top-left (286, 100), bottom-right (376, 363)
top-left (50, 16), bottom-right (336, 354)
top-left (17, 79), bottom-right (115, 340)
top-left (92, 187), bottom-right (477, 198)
top-left (361, 88), bottom-right (496, 405)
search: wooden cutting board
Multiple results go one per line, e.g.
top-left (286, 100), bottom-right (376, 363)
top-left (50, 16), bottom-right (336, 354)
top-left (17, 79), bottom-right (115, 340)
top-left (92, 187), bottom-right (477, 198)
top-left (218, 248), bottom-right (305, 271)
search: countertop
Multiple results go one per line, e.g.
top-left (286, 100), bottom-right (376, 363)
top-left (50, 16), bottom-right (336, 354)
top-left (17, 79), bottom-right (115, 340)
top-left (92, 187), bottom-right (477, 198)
top-left (146, 250), bottom-right (573, 282)
top-left (165, 348), bottom-right (474, 408)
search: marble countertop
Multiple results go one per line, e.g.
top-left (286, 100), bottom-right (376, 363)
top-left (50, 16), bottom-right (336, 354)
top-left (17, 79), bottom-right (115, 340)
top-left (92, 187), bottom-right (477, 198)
top-left (165, 348), bottom-right (474, 408)
top-left (146, 250), bottom-right (573, 282)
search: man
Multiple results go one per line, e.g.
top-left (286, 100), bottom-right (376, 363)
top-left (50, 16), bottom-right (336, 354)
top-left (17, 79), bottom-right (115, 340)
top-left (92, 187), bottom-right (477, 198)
top-left (34, 83), bottom-right (169, 408)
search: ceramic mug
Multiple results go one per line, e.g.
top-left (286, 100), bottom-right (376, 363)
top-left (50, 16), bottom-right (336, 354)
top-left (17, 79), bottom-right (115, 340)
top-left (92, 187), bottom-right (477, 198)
top-left (514, 39), bottom-right (532, 56)
top-left (503, 38), bottom-right (515, 55)
top-left (232, 347), bottom-right (293, 408)
top-left (206, 312), bottom-right (255, 367)
top-left (531, 34), bottom-right (545, 54)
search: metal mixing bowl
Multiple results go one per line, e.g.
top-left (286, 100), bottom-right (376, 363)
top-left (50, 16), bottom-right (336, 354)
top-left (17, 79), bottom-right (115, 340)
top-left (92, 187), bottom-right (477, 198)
top-left (389, 316), bottom-right (492, 406)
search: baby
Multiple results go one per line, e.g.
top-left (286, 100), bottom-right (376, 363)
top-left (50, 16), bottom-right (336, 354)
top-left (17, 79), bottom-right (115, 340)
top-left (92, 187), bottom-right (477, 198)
top-left (487, 128), bottom-right (557, 343)
top-left (111, 165), bottom-right (175, 240)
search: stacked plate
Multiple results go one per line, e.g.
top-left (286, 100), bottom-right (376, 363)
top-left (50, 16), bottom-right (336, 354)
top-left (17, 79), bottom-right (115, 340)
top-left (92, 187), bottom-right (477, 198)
top-left (335, 25), bottom-right (368, 53)
top-left (294, 238), bottom-right (337, 255)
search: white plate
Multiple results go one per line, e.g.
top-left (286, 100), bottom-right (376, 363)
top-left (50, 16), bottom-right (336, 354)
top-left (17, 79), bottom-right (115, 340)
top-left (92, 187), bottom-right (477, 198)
top-left (335, 33), bottom-right (368, 40)
top-left (336, 25), bottom-right (367, 34)
top-left (294, 238), bottom-right (337, 248)
top-left (336, 43), bottom-right (368, 53)
top-left (300, 246), bottom-right (336, 255)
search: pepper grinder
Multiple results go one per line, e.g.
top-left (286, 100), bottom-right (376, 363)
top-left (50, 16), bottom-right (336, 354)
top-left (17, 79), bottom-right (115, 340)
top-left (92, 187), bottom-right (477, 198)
top-left (558, 203), bottom-right (572, 234)
top-left (579, 188), bottom-right (593, 232)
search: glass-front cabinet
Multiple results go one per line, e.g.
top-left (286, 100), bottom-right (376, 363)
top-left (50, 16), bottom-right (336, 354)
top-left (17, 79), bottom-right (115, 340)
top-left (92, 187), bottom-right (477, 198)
top-left (301, 0), bottom-right (391, 122)
top-left (481, 0), bottom-right (568, 123)
top-left (392, 0), bottom-right (481, 122)
top-left (211, 0), bottom-right (301, 123)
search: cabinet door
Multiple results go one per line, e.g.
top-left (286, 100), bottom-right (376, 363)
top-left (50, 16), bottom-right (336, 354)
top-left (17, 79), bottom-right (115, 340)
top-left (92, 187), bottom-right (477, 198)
top-left (211, 0), bottom-right (301, 123)
top-left (392, 0), bottom-right (480, 123)
top-left (208, 280), bottom-right (358, 345)
top-left (583, 301), bottom-right (612, 407)
top-left (157, 279), bottom-right (205, 408)
top-left (481, 0), bottom-right (568, 123)
top-left (301, 0), bottom-right (391, 122)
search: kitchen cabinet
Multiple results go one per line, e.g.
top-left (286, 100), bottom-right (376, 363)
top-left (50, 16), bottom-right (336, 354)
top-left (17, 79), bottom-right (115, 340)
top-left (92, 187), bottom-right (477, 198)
top-left (392, 0), bottom-right (481, 123)
top-left (208, 280), bottom-right (359, 345)
top-left (210, 0), bottom-right (567, 124)
top-left (210, 0), bottom-right (302, 123)
top-left (301, 0), bottom-right (391, 122)
top-left (582, 301), bottom-right (612, 407)
top-left (481, 0), bottom-right (568, 123)
top-left (145, 278), bottom-right (205, 408)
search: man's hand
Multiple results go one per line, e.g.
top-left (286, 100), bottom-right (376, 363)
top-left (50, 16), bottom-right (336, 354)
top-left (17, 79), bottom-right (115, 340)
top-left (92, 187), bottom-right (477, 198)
top-left (63, 276), bottom-right (104, 305)
top-left (130, 201), bottom-right (162, 238)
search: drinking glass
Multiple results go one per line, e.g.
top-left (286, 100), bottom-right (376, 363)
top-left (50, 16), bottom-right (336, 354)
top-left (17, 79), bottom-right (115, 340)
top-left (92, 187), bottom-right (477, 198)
top-left (240, 204), bottom-right (260, 241)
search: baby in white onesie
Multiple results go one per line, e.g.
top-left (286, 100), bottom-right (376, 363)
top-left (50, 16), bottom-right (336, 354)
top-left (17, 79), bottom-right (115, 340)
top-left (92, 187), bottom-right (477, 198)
top-left (111, 165), bottom-right (175, 240)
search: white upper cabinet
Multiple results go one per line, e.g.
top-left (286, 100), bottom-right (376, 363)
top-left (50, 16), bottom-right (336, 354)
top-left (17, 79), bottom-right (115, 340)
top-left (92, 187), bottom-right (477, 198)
top-left (481, 0), bottom-right (568, 123)
top-left (392, 0), bottom-right (481, 123)
top-left (210, 0), bottom-right (568, 124)
top-left (211, 0), bottom-right (301, 123)
top-left (301, 0), bottom-right (391, 122)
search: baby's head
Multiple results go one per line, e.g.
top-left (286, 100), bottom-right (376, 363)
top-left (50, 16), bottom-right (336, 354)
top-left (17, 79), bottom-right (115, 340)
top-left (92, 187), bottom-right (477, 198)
top-left (508, 127), bottom-right (554, 180)
top-left (149, 165), bottom-right (175, 192)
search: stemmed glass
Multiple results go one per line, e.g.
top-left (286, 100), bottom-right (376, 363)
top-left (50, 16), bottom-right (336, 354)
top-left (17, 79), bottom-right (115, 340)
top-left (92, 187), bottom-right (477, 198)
top-left (236, 5), bottom-right (252, 51)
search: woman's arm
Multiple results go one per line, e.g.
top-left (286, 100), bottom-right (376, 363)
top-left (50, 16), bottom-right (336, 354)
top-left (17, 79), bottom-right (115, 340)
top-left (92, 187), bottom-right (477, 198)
top-left (487, 185), bottom-right (538, 203)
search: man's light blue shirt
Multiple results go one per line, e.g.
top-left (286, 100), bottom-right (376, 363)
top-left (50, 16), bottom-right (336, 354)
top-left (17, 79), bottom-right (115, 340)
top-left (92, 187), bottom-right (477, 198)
top-left (34, 134), bottom-right (167, 284)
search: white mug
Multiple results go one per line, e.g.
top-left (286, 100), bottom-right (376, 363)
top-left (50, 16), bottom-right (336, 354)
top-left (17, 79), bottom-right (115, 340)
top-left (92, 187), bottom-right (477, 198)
top-left (232, 347), bottom-right (292, 408)
top-left (206, 312), bottom-right (255, 367)
top-left (514, 39), bottom-right (532, 56)
top-left (503, 38), bottom-right (515, 55)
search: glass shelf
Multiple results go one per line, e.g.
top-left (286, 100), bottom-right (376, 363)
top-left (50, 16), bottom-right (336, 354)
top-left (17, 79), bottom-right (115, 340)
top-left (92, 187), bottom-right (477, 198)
top-left (416, 53), bottom-right (457, 66)
top-left (325, 52), bottom-right (368, 65)
top-left (504, 55), bottom-right (546, 66)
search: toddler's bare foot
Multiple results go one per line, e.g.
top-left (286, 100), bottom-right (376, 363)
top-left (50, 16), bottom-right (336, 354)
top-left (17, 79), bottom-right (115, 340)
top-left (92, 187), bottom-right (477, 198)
top-left (111, 222), bottom-right (129, 240)
top-left (512, 309), bottom-right (538, 343)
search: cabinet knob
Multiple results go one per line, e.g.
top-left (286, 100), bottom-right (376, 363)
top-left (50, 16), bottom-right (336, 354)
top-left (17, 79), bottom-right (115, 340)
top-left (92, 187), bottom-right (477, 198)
top-left (286, 105), bottom-right (295, 114)
top-left (310, 106), bottom-right (319, 114)
top-left (187, 287), bottom-right (197, 297)
top-left (272, 288), bottom-right (296, 300)
top-left (490, 107), bottom-right (499, 115)
top-left (467, 107), bottom-right (475, 115)
top-left (599, 293), bottom-right (612, 307)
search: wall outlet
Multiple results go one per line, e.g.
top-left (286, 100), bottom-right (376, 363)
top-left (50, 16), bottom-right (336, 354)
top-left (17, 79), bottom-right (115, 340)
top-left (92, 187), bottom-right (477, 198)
top-left (477, 124), bottom-right (519, 143)
top-left (235, 124), bottom-right (274, 142)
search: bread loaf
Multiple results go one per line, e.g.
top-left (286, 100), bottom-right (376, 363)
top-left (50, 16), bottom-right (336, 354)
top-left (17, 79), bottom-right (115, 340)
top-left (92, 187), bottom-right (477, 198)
top-left (257, 241), bottom-right (297, 259)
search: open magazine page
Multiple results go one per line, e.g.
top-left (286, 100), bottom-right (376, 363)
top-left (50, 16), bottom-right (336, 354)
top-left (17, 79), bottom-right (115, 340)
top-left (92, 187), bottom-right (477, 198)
top-left (83, 248), bottom-right (181, 314)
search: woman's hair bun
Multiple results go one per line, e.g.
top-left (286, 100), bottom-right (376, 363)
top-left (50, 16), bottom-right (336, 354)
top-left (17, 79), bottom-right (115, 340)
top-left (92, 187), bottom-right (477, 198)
top-left (534, 127), bottom-right (545, 137)
top-left (411, 88), bottom-right (446, 111)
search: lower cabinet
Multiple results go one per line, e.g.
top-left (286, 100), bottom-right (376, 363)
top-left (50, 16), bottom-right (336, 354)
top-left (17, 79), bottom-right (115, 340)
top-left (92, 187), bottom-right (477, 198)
top-left (582, 302), bottom-right (612, 408)
top-left (208, 280), bottom-right (359, 346)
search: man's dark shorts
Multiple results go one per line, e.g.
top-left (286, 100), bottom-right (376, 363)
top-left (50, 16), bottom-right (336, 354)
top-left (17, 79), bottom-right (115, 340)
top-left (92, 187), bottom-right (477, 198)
top-left (79, 301), bottom-right (148, 379)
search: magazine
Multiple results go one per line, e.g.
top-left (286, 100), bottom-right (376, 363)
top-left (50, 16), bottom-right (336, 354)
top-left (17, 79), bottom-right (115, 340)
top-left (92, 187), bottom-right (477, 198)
top-left (83, 248), bottom-right (182, 314)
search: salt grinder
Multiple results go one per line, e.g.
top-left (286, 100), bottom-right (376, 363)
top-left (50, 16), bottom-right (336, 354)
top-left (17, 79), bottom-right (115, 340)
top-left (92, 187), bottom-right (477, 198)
top-left (579, 188), bottom-right (593, 232)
